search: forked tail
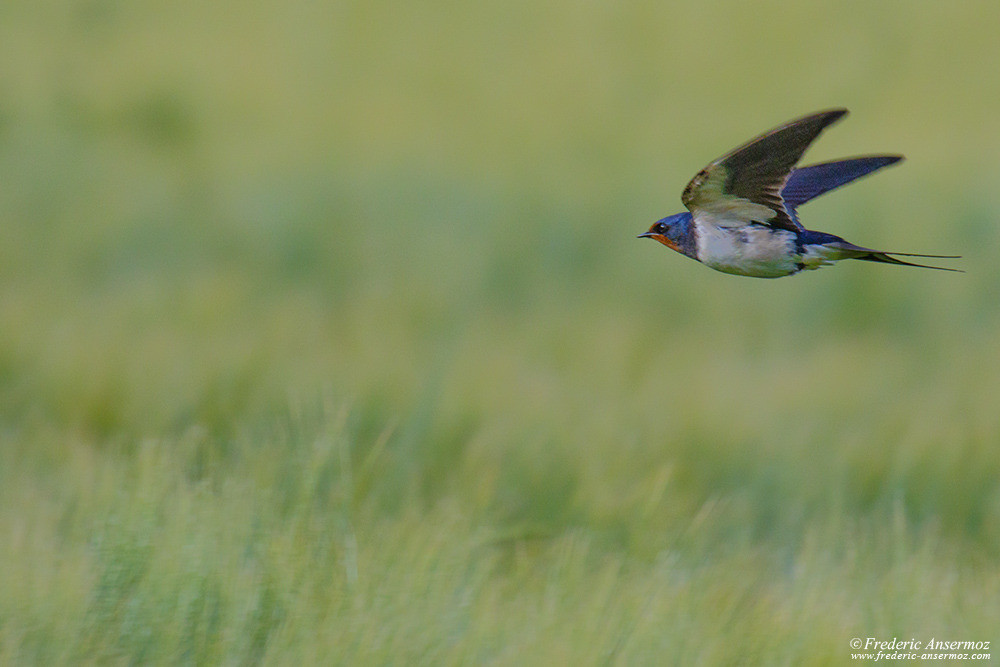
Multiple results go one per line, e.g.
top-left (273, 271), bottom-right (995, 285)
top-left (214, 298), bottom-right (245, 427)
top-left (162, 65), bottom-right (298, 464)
top-left (832, 241), bottom-right (963, 272)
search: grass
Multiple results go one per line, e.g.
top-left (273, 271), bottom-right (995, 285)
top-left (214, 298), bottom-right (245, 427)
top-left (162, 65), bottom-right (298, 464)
top-left (2, 1), bottom-right (1000, 664)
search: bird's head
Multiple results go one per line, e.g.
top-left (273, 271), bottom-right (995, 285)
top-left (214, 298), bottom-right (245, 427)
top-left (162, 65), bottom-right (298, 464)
top-left (638, 212), bottom-right (695, 257)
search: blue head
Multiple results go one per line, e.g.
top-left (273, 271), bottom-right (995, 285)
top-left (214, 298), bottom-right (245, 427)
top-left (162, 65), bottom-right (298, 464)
top-left (638, 212), bottom-right (696, 258)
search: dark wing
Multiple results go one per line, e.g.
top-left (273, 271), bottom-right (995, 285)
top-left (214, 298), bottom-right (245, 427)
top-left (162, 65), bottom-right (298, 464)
top-left (783, 156), bottom-right (903, 227)
top-left (784, 154), bottom-right (901, 205)
top-left (681, 108), bottom-right (848, 232)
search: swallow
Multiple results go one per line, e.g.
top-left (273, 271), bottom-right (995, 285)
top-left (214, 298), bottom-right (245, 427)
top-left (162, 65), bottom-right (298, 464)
top-left (639, 108), bottom-right (960, 278)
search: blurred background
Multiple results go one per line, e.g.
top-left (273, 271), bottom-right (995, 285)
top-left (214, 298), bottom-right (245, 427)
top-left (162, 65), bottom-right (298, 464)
top-left (1, 1), bottom-right (999, 663)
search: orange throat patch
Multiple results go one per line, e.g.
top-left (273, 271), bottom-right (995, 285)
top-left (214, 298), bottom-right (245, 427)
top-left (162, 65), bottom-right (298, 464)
top-left (648, 233), bottom-right (681, 253)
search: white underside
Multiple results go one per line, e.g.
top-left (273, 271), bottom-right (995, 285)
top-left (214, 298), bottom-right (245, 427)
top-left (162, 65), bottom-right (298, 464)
top-left (693, 219), bottom-right (843, 278)
top-left (799, 244), bottom-right (843, 270)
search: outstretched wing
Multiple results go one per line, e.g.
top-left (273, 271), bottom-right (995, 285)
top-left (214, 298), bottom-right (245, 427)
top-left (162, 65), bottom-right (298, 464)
top-left (782, 156), bottom-right (903, 226)
top-left (681, 108), bottom-right (847, 232)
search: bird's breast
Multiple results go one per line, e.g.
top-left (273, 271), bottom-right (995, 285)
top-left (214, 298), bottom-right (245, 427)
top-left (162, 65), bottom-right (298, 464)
top-left (693, 221), bottom-right (799, 278)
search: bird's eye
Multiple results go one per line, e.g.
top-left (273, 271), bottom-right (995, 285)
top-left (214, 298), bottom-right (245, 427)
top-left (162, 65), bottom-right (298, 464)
top-left (655, 222), bottom-right (668, 234)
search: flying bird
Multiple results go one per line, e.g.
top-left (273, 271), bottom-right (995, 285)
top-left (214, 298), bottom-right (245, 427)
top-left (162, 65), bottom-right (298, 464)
top-left (638, 108), bottom-right (960, 278)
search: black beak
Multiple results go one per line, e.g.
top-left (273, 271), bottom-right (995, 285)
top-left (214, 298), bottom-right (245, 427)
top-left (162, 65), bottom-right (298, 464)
top-left (637, 231), bottom-right (654, 239)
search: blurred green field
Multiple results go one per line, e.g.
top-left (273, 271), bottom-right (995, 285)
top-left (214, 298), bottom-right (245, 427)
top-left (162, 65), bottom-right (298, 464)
top-left (2, 1), bottom-right (1000, 664)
